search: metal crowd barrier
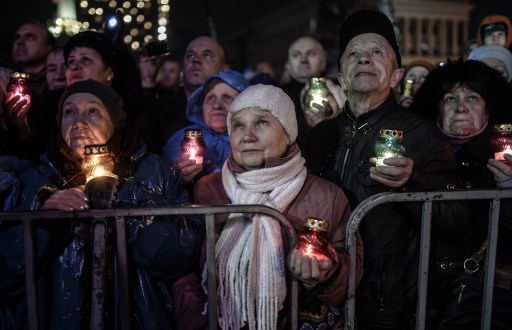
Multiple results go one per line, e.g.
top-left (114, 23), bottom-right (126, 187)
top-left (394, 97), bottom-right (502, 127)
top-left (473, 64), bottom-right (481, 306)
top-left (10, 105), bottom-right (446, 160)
top-left (344, 189), bottom-right (512, 330)
top-left (0, 204), bottom-right (298, 330)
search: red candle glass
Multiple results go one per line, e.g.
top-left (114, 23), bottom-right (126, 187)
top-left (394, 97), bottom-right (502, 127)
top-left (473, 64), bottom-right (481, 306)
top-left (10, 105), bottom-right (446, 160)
top-left (6, 72), bottom-right (31, 103)
top-left (297, 217), bottom-right (332, 262)
top-left (491, 124), bottom-right (512, 165)
top-left (181, 129), bottom-right (205, 164)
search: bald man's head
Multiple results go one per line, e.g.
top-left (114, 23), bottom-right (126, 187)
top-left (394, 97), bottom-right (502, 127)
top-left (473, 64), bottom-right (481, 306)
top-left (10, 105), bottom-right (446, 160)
top-left (182, 36), bottom-right (228, 98)
top-left (286, 36), bottom-right (326, 83)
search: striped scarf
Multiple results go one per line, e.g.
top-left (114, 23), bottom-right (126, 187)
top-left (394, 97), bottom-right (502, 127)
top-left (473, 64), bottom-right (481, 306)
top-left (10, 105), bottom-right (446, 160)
top-left (216, 150), bottom-right (307, 329)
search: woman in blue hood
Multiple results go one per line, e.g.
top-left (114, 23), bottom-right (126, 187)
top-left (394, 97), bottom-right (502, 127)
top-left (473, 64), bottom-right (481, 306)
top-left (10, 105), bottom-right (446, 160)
top-left (162, 69), bottom-right (249, 186)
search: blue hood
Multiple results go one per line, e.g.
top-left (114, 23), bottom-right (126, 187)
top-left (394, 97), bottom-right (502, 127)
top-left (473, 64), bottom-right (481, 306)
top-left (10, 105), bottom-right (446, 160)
top-left (163, 70), bottom-right (249, 177)
top-left (186, 69), bottom-right (249, 127)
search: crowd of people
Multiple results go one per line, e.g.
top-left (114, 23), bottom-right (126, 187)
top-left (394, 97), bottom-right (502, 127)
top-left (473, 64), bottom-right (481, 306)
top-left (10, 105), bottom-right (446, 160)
top-left (0, 7), bottom-right (511, 330)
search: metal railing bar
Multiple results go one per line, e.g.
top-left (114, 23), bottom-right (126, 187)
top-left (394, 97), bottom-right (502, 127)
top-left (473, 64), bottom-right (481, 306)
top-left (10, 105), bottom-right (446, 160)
top-left (205, 213), bottom-right (217, 330)
top-left (0, 204), bottom-right (297, 330)
top-left (115, 216), bottom-right (130, 330)
top-left (0, 205), bottom-right (295, 227)
top-left (416, 201), bottom-right (432, 330)
top-left (91, 218), bottom-right (107, 330)
top-left (481, 198), bottom-right (500, 329)
top-left (22, 217), bottom-right (39, 330)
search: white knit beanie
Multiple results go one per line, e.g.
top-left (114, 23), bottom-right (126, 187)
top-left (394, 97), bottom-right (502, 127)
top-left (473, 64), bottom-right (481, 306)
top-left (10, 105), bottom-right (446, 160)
top-left (227, 84), bottom-right (298, 145)
top-left (468, 44), bottom-right (512, 82)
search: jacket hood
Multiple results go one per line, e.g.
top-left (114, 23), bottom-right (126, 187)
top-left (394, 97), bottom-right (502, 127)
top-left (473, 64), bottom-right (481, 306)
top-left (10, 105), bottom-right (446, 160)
top-left (186, 69), bottom-right (249, 127)
top-left (477, 15), bottom-right (512, 48)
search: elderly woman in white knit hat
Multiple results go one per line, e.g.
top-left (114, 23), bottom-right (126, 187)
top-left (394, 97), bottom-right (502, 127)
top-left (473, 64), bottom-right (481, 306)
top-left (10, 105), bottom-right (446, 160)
top-left (171, 83), bottom-right (364, 330)
top-left (468, 44), bottom-right (512, 82)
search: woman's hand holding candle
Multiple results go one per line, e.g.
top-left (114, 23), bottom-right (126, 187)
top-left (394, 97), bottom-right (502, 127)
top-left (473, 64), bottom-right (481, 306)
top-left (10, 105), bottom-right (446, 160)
top-left (2, 93), bottom-right (31, 140)
top-left (288, 244), bottom-right (336, 289)
top-left (176, 152), bottom-right (203, 184)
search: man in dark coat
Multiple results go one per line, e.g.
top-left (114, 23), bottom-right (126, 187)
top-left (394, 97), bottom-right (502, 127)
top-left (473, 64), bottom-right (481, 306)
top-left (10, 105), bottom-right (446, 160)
top-left (305, 9), bottom-right (467, 329)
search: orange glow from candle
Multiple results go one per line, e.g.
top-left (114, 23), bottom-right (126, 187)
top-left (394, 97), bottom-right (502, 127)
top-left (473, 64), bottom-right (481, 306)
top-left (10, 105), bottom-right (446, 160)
top-left (306, 244), bottom-right (312, 256)
top-left (187, 145), bottom-right (203, 164)
top-left (189, 147), bottom-right (197, 160)
top-left (495, 147), bottom-right (512, 161)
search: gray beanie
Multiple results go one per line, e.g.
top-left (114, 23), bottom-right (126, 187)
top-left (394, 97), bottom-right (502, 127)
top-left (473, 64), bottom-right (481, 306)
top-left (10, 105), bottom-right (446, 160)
top-left (227, 84), bottom-right (298, 145)
top-left (468, 44), bottom-right (512, 82)
top-left (57, 79), bottom-right (126, 129)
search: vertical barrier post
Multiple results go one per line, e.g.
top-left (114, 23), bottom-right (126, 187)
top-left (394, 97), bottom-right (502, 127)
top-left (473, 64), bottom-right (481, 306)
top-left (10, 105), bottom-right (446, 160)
top-left (115, 217), bottom-right (130, 330)
top-left (91, 218), bottom-right (107, 330)
top-left (205, 213), bottom-right (217, 330)
top-left (22, 217), bottom-right (39, 330)
top-left (416, 200), bottom-right (432, 330)
top-left (481, 199), bottom-right (500, 329)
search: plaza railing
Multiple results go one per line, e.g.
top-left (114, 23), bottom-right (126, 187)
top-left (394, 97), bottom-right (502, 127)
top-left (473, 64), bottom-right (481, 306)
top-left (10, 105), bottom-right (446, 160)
top-left (0, 204), bottom-right (298, 330)
top-left (344, 189), bottom-right (512, 330)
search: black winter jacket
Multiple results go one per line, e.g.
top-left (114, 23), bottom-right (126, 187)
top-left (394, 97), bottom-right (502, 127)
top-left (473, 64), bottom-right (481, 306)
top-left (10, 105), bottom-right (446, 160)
top-left (306, 95), bottom-right (467, 329)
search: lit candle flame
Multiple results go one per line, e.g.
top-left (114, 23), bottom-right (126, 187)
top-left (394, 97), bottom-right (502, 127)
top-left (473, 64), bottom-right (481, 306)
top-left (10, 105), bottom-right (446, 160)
top-left (92, 166), bottom-right (108, 178)
top-left (495, 147), bottom-right (512, 161)
top-left (305, 244), bottom-right (312, 256)
top-left (189, 147), bottom-right (197, 161)
top-left (376, 152), bottom-right (400, 166)
top-left (9, 88), bottom-right (30, 103)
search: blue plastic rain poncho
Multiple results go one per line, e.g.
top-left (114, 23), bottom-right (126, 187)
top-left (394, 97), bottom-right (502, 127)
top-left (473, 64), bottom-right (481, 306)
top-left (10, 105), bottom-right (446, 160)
top-left (0, 144), bottom-right (204, 330)
top-left (162, 70), bottom-right (249, 178)
top-left (0, 80), bottom-right (204, 330)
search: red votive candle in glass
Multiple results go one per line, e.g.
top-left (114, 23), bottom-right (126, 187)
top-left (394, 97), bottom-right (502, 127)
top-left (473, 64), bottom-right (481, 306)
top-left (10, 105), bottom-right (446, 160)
top-left (492, 124), bottom-right (512, 165)
top-left (181, 129), bottom-right (205, 164)
top-left (297, 217), bottom-right (332, 262)
top-left (6, 72), bottom-right (31, 104)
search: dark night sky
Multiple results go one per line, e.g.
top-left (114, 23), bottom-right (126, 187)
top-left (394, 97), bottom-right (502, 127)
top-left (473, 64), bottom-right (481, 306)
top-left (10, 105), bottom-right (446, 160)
top-left (1, 0), bottom-right (512, 68)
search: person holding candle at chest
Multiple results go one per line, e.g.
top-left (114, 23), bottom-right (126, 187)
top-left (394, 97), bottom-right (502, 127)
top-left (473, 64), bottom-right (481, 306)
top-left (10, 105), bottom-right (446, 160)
top-left (305, 9), bottom-right (467, 329)
top-left (0, 79), bottom-right (203, 329)
top-left (171, 84), bottom-right (364, 330)
top-left (409, 59), bottom-right (512, 329)
top-left (162, 69), bottom-right (249, 188)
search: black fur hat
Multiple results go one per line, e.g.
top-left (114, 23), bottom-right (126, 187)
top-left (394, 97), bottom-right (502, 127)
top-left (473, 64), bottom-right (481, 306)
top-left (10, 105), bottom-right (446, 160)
top-left (409, 58), bottom-right (512, 125)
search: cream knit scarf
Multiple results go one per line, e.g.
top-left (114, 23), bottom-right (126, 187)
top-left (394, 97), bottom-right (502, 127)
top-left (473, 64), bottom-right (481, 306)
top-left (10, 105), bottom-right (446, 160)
top-left (216, 151), bottom-right (307, 330)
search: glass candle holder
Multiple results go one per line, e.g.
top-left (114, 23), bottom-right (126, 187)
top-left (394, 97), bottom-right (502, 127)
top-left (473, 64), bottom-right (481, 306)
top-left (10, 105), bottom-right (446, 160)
top-left (6, 72), bottom-right (31, 103)
top-left (297, 217), bottom-right (332, 262)
top-left (181, 129), bottom-right (205, 164)
top-left (491, 124), bottom-right (512, 165)
top-left (375, 129), bottom-right (405, 166)
top-left (304, 77), bottom-right (331, 113)
top-left (81, 144), bottom-right (116, 182)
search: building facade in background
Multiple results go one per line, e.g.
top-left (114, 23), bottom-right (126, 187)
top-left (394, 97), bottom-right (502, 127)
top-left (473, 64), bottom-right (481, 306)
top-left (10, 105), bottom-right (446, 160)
top-left (221, 0), bottom-right (474, 76)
